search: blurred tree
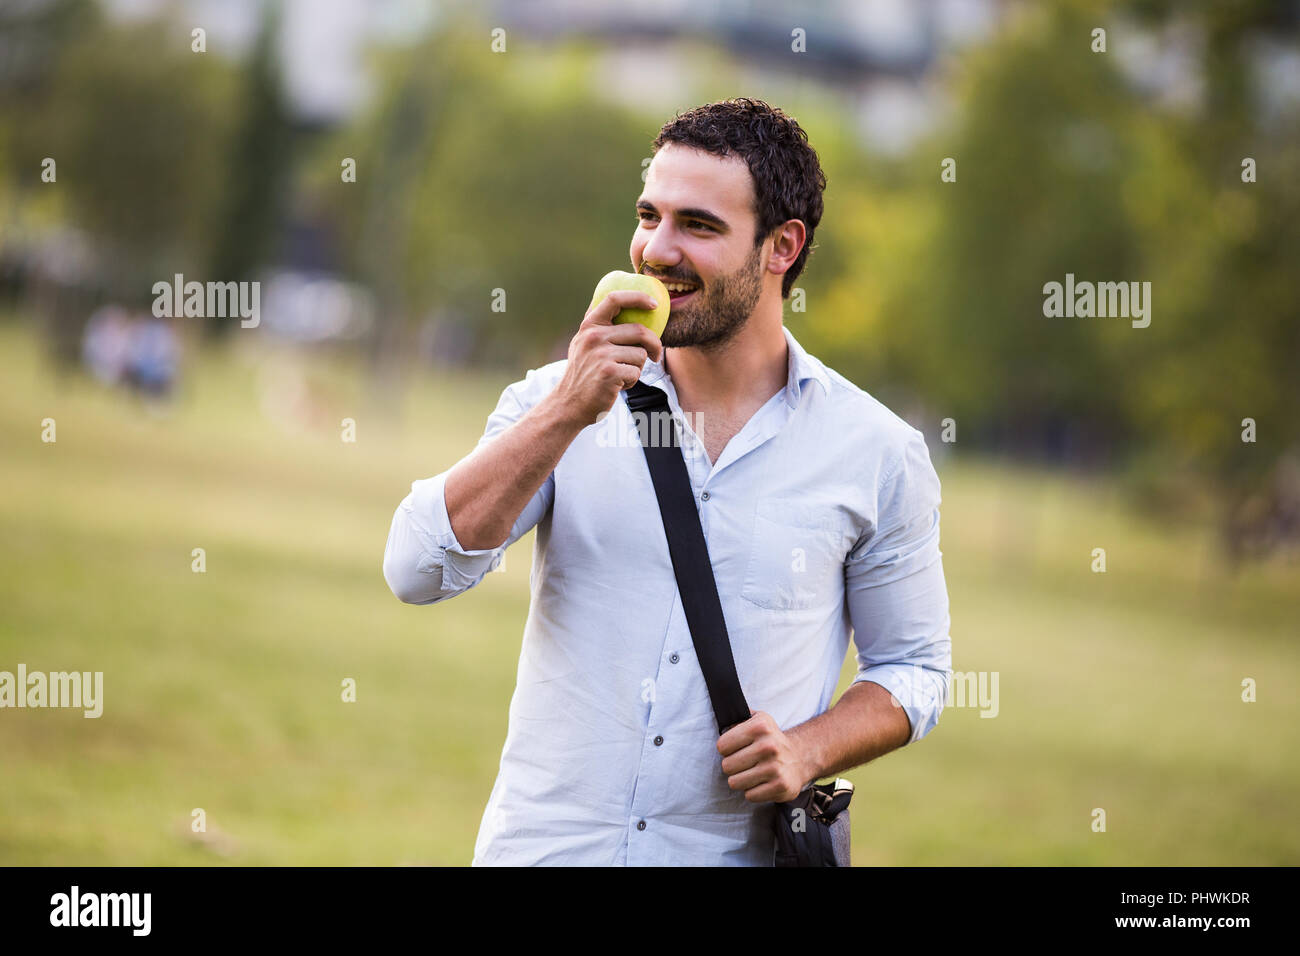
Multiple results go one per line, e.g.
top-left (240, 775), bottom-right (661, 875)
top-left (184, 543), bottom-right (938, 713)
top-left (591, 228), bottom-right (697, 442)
top-left (29, 16), bottom-right (236, 300)
top-left (864, 6), bottom-right (1141, 461)
top-left (5, 11), bottom-right (235, 366)
top-left (205, 0), bottom-right (294, 340)
top-left (0, 0), bottom-right (101, 103)
top-left (0, 0), bottom-right (103, 298)
top-left (312, 14), bottom-right (668, 370)
top-left (1122, 0), bottom-right (1300, 560)
top-left (808, 0), bottom-right (1299, 558)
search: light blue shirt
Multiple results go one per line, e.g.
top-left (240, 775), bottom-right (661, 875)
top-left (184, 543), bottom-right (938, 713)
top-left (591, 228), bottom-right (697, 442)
top-left (383, 325), bottom-right (952, 865)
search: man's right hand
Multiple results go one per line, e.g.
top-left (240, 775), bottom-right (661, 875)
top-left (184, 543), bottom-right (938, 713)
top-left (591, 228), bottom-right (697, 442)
top-left (553, 290), bottom-right (665, 426)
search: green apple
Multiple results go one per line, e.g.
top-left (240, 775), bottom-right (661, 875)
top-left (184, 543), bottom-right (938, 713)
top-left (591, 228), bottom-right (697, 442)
top-left (588, 270), bottom-right (670, 337)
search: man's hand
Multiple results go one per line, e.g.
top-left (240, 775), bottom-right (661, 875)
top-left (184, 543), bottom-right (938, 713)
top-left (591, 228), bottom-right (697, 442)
top-left (552, 290), bottom-right (664, 427)
top-left (717, 710), bottom-right (818, 804)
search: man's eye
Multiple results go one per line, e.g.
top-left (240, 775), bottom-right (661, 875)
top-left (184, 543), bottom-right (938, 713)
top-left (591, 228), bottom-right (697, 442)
top-left (637, 213), bottom-right (711, 231)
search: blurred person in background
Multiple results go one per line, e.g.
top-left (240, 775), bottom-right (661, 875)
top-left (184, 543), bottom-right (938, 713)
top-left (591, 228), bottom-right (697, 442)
top-left (124, 311), bottom-right (179, 399)
top-left (81, 304), bottom-right (133, 386)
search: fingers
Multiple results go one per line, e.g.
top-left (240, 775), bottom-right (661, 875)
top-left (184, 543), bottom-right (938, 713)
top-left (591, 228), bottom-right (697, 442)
top-left (719, 743), bottom-right (764, 776)
top-left (607, 344), bottom-right (650, 372)
top-left (581, 290), bottom-right (660, 330)
top-left (577, 320), bottom-right (662, 367)
top-left (614, 358), bottom-right (648, 390)
top-left (563, 290), bottom-right (666, 410)
top-left (607, 321), bottom-right (664, 364)
top-left (726, 765), bottom-right (776, 795)
top-left (717, 713), bottom-right (765, 756)
top-left (578, 293), bottom-right (665, 363)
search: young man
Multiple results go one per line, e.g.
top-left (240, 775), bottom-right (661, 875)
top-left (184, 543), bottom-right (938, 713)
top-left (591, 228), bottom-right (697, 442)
top-left (383, 97), bottom-right (952, 866)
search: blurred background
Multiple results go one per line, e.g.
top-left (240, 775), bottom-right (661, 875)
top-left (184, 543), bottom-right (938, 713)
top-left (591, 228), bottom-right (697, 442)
top-left (1, 0), bottom-right (1297, 864)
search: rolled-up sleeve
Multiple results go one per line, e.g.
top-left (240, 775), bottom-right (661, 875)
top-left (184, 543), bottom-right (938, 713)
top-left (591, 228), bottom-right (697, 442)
top-left (844, 427), bottom-right (952, 744)
top-left (382, 368), bottom-right (557, 605)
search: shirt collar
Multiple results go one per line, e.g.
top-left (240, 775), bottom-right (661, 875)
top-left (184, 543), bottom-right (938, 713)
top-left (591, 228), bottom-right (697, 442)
top-left (639, 325), bottom-right (830, 409)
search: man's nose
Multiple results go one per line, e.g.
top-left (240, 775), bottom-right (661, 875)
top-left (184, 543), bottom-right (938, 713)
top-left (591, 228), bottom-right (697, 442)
top-left (639, 220), bottom-right (682, 272)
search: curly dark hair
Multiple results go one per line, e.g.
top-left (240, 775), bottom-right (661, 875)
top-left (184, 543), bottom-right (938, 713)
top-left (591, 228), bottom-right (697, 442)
top-left (651, 97), bottom-right (826, 300)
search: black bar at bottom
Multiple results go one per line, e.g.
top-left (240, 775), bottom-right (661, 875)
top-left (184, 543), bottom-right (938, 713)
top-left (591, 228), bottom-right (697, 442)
top-left (0, 866), bottom-right (1282, 941)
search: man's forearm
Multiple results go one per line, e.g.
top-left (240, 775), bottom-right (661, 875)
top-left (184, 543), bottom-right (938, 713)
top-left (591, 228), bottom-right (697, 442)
top-left (444, 391), bottom-right (587, 551)
top-left (787, 680), bottom-right (912, 784)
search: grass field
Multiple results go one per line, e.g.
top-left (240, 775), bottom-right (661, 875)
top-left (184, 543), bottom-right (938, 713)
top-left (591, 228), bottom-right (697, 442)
top-left (2, 319), bottom-right (1297, 865)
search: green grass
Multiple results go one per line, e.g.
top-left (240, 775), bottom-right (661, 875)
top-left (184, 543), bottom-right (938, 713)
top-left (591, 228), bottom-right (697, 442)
top-left (1, 319), bottom-right (1297, 865)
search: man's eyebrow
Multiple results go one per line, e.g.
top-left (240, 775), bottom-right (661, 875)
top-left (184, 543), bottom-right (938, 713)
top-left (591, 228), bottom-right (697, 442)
top-left (635, 200), bottom-right (729, 229)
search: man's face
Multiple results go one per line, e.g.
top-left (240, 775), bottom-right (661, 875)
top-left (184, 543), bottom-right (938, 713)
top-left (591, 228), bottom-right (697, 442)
top-left (631, 144), bottom-right (769, 350)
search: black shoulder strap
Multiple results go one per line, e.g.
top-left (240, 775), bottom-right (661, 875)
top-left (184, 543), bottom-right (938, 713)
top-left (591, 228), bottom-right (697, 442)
top-left (623, 381), bottom-right (751, 734)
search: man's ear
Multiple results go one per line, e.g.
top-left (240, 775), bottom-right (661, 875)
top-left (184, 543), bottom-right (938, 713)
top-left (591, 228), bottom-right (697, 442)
top-left (767, 221), bottom-right (806, 276)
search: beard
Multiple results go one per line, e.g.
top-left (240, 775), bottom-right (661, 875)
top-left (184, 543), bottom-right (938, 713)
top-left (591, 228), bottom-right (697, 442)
top-left (657, 241), bottom-right (765, 350)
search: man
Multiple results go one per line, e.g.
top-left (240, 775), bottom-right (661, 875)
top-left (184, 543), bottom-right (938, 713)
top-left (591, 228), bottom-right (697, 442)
top-left (383, 97), bottom-right (952, 866)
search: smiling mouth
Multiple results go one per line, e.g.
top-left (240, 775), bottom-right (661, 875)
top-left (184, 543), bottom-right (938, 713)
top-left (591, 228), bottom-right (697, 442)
top-left (657, 279), bottom-right (699, 302)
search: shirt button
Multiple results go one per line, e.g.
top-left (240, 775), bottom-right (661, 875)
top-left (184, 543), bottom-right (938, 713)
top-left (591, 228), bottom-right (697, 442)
top-left (669, 652), bottom-right (679, 664)
top-left (701, 491), bottom-right (710, 501)
top-left (637, 820), bottom-right (647, 831)
top-left (654, 735), bottom-right (664, 746)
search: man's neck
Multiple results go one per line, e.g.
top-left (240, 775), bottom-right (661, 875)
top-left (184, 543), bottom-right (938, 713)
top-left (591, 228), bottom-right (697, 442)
top-left (664, 312), bottom-right (789, 417)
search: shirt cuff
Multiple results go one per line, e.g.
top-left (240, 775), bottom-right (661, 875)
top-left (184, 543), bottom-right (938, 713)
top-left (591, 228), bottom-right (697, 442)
top-left (853, 663), bottom-right (948, 745)
top-left (404, 472), bottom-right (504, 591)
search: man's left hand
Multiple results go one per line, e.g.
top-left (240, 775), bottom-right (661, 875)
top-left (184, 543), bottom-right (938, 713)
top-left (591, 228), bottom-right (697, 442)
top-left (717, 710), bottom-right (817, 803)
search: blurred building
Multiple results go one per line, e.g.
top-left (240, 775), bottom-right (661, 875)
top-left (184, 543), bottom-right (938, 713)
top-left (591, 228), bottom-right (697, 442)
top-left (96, 0), bottom-right (1295, 155)
top-left (98, 0), bottom-right (1000, 154)
top-left (493, 0), bottom-right (999, 155)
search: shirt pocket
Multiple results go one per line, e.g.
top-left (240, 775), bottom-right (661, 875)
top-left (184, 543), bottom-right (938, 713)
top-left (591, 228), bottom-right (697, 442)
top-left (741, 497), bottom-right (846, 611)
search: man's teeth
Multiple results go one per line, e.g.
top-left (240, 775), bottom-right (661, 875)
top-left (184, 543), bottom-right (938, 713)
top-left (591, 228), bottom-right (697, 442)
top-left (666, 284), bottom-right (697, 294)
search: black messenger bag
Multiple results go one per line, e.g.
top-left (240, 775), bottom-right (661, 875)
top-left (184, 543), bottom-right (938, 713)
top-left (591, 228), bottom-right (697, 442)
top-left (623, 381), bottom-right (854, 867)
